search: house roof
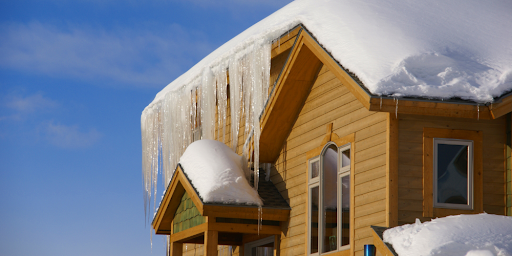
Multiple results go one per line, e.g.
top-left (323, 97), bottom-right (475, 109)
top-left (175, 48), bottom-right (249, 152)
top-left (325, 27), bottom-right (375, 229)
top-left (145, 0), bottom-right (512, 114)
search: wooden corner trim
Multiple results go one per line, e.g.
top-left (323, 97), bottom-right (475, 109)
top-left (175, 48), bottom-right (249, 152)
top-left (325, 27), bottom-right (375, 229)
top-left (371, 228), bottom-right (396, 256)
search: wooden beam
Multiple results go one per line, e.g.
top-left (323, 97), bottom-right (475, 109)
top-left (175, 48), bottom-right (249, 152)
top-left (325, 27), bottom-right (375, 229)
top-left (386, 113), bottom-right (399, 227)
top-left (274, 235), bottom-right (281, 256)
top-left (209, 222), bottom-right (281, 235)
top-left (205, 230), bottom-right (218, 256)
top-left (153, 167), bottom-right (185, 234)
top-left (370, 97), bottom-right (493, 120)
top-left (202, 205), bottom-right (289, 221)
top-left (171, 223), bottom-right (208, 243)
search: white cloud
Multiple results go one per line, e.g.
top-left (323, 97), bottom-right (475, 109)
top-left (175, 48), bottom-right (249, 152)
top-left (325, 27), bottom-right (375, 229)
top-left (4, 92), bottom-right (58, 113)
top-left (0, 22), bottom-right (214, 87)
top-left (40, 121), bottom-right (101, 148)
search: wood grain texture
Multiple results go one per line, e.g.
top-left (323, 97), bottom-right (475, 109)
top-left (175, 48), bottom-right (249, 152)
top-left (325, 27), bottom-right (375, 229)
top-left (397, 114), bottom-right (506, 224)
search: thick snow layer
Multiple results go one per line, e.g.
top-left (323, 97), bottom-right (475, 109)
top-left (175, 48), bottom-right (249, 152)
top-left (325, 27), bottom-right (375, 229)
top-left (146, 0), bottom-right (512, 108)
top-left (383, 214), bottom-right (512, 256)
top-left (179, 139), bottom-right (262, 206)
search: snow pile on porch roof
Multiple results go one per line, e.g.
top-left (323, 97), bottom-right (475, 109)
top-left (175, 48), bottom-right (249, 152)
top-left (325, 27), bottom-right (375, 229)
top-left (179, 140), bottom-right (263, 206)
top-left (146, 0), bottom-right (512, 108)
top-left (383, 214), bottom-right (512, 256)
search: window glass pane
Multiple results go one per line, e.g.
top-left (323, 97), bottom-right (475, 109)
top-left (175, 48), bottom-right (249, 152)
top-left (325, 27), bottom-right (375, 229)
top-left (311, 160), bottom-right (319, 179)
top-left (437, 144), bottom-right (468, 205)
top-left (341, 149), bottom-right (350, 168)
top-left (341, 175), bottom-right (350, 246)
top-left (322, 145), bottom-right (338, 253)
top-left (310, 186), bottom-right (319, 254)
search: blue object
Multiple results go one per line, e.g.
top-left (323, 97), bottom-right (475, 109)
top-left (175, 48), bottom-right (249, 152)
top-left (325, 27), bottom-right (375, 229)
top-left (364, 244), bottom-right (376, 256)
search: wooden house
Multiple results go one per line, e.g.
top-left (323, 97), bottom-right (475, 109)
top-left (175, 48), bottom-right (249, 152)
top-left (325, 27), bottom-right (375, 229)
top-left (144, 2), bottom-right (512, 256)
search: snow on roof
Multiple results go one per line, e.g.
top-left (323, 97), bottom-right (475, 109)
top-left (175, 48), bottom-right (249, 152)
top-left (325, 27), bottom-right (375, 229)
top-left (383, 214), bottom-right (512, 256)
top-left (179, 139), bottom-right (262, 206)
top-left (146, 0), bottom-right (512, 110)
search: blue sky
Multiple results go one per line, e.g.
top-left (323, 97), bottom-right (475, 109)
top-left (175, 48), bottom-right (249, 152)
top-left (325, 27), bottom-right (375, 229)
top-left (0, 1), bottom-right (292, 255)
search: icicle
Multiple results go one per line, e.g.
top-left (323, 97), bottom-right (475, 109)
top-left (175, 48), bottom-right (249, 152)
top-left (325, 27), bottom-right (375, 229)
top-left (166, 236), bottom-right (170, 256)
top-left (258, 205), bottom-right (262, 235)
top-left (477, 103), bottom-right (480, 120)
top-left (395, 98), bottom-right (398, 119)
top-left (141, 38), bottom-right (272, 248)
top-left (380, 96), bottom-right (382, 109)
top-left (265, 163), bottom-right (271, 182)
top-left (202, 68), bottom-right (216, 140)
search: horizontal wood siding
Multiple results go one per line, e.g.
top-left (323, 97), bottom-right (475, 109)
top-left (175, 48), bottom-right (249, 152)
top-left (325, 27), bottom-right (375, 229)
top-left (397, 114), bottom-right (506, 225)
top-left (273, 65), bottom-right (388, 256)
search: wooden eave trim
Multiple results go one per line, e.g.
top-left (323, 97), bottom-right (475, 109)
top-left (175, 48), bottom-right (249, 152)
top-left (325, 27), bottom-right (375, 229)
top-left (271, 26), bottom-right (302, 58)
top-left (369, 97), bottom-right (494, 120)
top-left (202, 204), bottom-right (290, 221)
top-left (260, 29), bottom-right (305, 131)
top-left (208, 222), bottom-right (282, 235)
top-left (152, 165), bottom-right (205, 234)
top-left (490, 95), bottom-right (512, 119)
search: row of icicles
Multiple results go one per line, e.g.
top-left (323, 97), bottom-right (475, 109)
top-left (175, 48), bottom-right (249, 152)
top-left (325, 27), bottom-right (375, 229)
top-left (141, 40), bottom-right (272, 223)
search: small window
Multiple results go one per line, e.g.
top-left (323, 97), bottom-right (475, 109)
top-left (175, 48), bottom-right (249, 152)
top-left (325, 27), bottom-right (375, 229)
top-left (433, 138), bottom-right (473, 210)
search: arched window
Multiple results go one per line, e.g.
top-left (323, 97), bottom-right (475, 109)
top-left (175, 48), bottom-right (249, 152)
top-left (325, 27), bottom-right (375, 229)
top-left (308, 143), bottom-right (351, 255)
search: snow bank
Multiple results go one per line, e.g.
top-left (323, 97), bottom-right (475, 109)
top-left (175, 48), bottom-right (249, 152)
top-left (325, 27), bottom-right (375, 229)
top-left (179, 139), bottom-right (262, 206)
top-left (383, 214), bottom-right (512, 256)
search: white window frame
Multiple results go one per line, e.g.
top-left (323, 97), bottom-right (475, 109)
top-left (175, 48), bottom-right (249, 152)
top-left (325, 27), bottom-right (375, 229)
top-left (433, 138), bottom-right (473, 210)
top-left (307, 143), bottom-right (351, 255)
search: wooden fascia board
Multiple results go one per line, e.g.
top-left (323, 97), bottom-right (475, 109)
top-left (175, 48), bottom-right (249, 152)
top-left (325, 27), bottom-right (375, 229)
top-left (490, 95), bottom-right (512, 119)
top-left (271, 26), bottom-right (302, 58)
top-left (152, 165), bottom-right (205, 235)
top-left (300, 31), bottom-right (372, 110)
top-left (259, 30), bottom-right (323, 163)
top-left (208, 222), bottom-right (281, 235)
top-left (170, 222), bottom-right (208, 243)
top-left (369, 97), bottom-right (493, 120)
top-left (202, 205), bottom-right (290, 221)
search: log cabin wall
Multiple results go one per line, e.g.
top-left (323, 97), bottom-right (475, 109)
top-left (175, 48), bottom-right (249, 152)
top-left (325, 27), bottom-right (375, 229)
top-left (397, 114), bottom-right (507, 225)
top-left (272, 65), bottom-right (389, 256)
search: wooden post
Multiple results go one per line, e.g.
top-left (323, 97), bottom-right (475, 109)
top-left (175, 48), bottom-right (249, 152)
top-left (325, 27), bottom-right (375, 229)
top-left (274, 235), bottom-right (281, 256)
top-left (204, 230), bottom-right (218, 256)
top-left (170, 241), bottom-right (183, 256)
